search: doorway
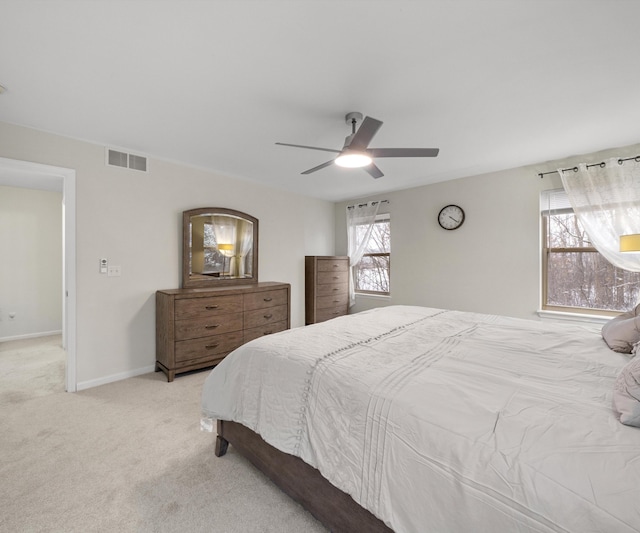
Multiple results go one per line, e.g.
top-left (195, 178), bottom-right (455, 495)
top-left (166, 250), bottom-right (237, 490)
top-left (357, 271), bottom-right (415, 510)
top-left (0, 157), bottom-right (76, 391)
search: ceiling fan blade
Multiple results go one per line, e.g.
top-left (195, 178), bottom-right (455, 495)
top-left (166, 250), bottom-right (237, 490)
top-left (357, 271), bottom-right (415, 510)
top-left (276, 142), bottom-right (341, 154)
top-left (301, 160), bottom-right (335, 175)
top-left (348, 116), bottom-right (383, 150)
top-left (364, 162), bottom-right (384, 179)
top-left (368, 148), bottom-right (440, 158)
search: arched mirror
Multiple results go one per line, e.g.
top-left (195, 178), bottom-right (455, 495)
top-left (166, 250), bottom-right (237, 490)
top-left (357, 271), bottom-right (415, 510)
top-left (182, 207), bottom-right (258, 288)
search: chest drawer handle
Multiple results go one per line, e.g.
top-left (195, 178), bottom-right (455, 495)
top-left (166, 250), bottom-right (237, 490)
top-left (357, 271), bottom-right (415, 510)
top-left (205, 305), bottom-right (219, 310)
top-left (263, 331), bottom-right (273, 335)
top-left (332, 288), bottom-right (339, 291)
top-left (263, 314), bottom-right (273, 319)
top-left (205, 324), bottom-right (220, 329)
top-left (263, 297), bottom-right (273, 302)
top-left (205, 343), bottom-right (220, 349)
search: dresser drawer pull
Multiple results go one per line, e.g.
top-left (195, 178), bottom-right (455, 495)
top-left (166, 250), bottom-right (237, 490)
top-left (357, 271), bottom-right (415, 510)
top-left (333, 264), bottom-right (339, 268)
top-left (333, 312), bottom-right (340, 315)
top-left (205, 324), bottom-right (220, 329)
top-left (205, 343), bottom-right (220, 349)
top-left (263, 297), bottom-right (273, 302)
top-left (333, 300), bottom-right (340, 303)
top-left (205, 305), bottom-right (219, 310)
top-left (263, 314), bottom-right (273, 319)
top-left (333, 288), bottom-right (339, 291)
top-left (263, 331), bottom-right (273, 335)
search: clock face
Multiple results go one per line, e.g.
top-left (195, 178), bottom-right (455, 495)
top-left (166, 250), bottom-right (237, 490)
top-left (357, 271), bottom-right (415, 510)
top-left (438, 204), bottom-right (465, 230)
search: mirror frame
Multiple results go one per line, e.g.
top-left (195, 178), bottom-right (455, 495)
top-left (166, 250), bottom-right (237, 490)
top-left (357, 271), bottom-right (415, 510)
top-left (182, 207), bottom-right (259, 288)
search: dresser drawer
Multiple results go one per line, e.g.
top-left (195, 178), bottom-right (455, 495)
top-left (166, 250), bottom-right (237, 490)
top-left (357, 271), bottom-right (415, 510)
top-left (244, 320), bottom-right (288, 343)
top-left (316, 282), bottom-right (347, 297)
top-left (316, 293), bottom-right (348, 310)
top-left (317, 258), bottom-right (348, 272)
top-left (175, 295), bottom-right (242, 320)
top-left (175, 330), bottom-right (243, 363)
top-left (174, 312), bottom-right (243, 341)
top-left (317, 270), bottom-right (348, 286)
top-left (244, 288), bottom-right (288, 311)
top-left (244, 304), bottom-right (288, 330)
top-left (316, 306), bottom-right (347, 323)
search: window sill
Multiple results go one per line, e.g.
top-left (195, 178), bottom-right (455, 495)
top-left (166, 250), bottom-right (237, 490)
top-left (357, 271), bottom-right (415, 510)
top-left (536, 309), bottom-right (611, 326)
top-left (355, 292), bottom-right (391, 300)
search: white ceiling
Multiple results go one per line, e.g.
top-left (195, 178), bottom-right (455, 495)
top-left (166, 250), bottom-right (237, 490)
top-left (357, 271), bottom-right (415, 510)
top-left (1, 0), bottom-right (640, 202)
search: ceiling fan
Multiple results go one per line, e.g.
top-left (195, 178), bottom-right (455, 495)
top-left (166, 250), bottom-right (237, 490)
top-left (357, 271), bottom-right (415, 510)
top-left (276, 112), bottom-right (439, 179)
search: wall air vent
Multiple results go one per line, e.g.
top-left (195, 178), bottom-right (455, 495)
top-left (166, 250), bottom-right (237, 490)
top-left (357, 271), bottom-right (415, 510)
top-left (106, 148), bottom-right (148, 172)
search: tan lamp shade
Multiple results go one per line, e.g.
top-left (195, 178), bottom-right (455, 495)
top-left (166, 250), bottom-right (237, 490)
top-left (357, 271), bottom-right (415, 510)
top-left (620, 234), bottom-right (640, 252)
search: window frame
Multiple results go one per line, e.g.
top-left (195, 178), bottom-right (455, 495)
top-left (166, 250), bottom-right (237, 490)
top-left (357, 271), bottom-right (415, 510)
top-left (354, 214), bottom-right (391, 297)
top-left (541, 192), bottom-right (632, 317)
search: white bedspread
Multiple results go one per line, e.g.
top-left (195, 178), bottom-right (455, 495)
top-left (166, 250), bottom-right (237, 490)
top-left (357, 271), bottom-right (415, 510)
top-left (201, 305), bottom-right (640, 533)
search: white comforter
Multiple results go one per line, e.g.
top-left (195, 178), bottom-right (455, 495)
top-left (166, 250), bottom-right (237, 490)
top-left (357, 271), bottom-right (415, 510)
top-left (201, 306), bottom-right (640, 533)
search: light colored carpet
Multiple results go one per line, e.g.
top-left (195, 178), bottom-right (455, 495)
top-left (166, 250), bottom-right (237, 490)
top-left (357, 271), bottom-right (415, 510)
top-left (0, 336), bottom-right (326, 532)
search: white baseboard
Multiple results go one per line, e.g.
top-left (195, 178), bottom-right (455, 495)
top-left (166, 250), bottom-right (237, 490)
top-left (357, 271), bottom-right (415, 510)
top-left (0, 330), bottom-right (62, 343)
top-left (76, 364), bottom-right (157, 391)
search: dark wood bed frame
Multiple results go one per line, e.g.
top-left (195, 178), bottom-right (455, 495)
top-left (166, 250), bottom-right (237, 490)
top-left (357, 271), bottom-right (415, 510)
top-left (215, 420), bottom-right (393, 533)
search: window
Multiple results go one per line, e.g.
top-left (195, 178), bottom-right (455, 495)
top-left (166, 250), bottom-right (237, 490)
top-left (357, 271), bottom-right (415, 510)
top-left (541, 190), bottom-right (640, 314)
top-left (354, 214), bottom-right (390, 295)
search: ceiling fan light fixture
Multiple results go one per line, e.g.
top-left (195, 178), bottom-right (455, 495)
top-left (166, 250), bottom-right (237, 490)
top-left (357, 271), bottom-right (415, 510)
top-left (335, 151), bottom-right (372, 168)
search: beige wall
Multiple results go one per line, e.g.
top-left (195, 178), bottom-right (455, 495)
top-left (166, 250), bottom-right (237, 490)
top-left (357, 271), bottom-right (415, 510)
top-left (336, 142), bottom-right (640, 319)
top-left (0, 121), bottom-right (335, 388)
top-left (4, 116), bottom-right (637, 388)
top-left (0, 185), bottom-right (63, 339)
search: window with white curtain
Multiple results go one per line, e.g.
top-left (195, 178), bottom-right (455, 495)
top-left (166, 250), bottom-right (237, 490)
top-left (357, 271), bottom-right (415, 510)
top-left (354, 214), bottom-right (390, 295)
top-left (541, 189), bottom-right (640, 314)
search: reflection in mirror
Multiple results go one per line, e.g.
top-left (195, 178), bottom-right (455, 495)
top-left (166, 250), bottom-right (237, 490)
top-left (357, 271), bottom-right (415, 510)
top-left (183, 208), bottom-right (258, 288)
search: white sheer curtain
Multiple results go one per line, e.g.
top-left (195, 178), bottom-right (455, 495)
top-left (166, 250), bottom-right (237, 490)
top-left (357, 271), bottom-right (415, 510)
top-left (212, 215), bottom-right (237, 276)
top-left (346, 201), bottom-right (381, 307)
top-left (236, 220), bottom-right (253, 277)
top-left (559, 157), bottom-right (640, 271)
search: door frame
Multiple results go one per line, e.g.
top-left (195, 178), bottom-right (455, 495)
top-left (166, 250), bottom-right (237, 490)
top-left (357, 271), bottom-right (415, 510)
top-left (0, 157), bottom-right (77, 392)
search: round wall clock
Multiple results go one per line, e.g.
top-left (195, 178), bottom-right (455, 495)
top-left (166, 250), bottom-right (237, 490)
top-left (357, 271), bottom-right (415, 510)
top-left (438, 204), bottom-right (465, 230)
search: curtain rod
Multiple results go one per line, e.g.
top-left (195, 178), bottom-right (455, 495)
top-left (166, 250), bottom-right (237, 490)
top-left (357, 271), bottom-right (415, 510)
top-left (346, 199), bottom-right (389, 210)
top-left (537, 155), bottom-right (640, 179)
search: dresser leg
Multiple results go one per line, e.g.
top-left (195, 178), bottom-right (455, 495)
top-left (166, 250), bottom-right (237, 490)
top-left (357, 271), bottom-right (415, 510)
top-left (155, 362), bottom-right (174, 382)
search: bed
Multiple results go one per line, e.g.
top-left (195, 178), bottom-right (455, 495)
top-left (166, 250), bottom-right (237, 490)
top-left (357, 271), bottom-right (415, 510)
top-left (201, 305), bottom-right (640, 532)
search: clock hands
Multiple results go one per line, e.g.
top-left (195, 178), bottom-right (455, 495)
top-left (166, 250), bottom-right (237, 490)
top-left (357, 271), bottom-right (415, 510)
top-left (438, 205), bottom-right (465, 230)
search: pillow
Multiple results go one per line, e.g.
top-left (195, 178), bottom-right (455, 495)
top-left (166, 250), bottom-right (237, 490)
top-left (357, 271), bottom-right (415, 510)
top-left (602, 304), bottom-right (640, 353)
top-left (613, 356), bottom-right (640, 427)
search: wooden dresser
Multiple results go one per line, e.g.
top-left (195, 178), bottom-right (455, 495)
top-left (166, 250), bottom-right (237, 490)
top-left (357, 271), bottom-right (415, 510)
top-left (156, 281), bottom-right (290, 381)
top-left (305, 256), bottom-right (349, 325)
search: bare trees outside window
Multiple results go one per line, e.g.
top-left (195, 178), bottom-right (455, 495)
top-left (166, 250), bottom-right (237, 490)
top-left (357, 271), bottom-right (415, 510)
top-left (354, 216), bottom-right (390, 295)
top-left (543, 211), bottom-right (640, 313)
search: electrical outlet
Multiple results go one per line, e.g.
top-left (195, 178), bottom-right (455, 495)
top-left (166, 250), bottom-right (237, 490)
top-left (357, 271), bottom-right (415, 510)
top-left (8, 311), bottom-right (16, 320)
top-left (107, 265), bottom-right (121, 277)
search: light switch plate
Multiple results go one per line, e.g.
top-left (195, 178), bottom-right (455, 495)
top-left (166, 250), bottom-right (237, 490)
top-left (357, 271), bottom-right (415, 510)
top-left (100, 258), bottom-right (108, 274)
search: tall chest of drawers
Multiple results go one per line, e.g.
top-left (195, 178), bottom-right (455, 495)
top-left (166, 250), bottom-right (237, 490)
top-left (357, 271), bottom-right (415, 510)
top-left (305, 256), bottom-right (349, 325)
top-left (156, 282), bottom-right (290, 381)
